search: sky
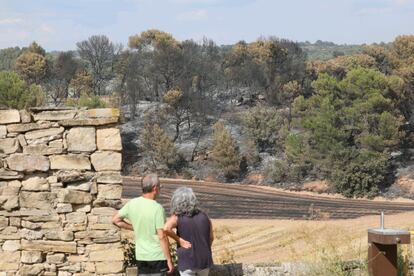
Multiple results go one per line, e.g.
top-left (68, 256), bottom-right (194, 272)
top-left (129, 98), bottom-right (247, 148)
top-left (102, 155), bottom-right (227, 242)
top-left (0, 0), bottom-right (413, 51)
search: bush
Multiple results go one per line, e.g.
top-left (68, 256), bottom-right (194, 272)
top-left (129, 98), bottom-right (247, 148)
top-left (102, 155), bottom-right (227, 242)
top-left (0, 71), bottom-right (42, 109)
top-left (242, 106), bottom-right (286, 152)
top-left (66, 93), bottom-right (106, 108)
top-left (210, 121), bottom-right (241, 180)
top-left (140, 122), bottom-right (178, 172)
top-left (268, 159), bottom-right (306, 185)
top-left (332, 152), bottom-right (390, 198)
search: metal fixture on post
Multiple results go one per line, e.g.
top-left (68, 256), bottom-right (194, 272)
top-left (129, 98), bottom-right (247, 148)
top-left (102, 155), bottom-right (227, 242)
top-left (368, 211), bottom-right (411, 276)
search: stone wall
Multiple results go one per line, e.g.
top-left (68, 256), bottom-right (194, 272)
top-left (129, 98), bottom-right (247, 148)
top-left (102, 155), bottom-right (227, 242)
top-left (0, 107), bottom-right (124, 275)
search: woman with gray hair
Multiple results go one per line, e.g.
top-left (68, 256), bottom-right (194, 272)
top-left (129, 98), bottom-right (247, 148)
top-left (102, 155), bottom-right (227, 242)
top-left (164, 187), bottom-right (214, 276)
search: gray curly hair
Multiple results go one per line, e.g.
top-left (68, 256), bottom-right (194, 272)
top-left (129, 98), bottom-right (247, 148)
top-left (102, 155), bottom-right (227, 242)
top-left (170, 187), bottom-right (199, 216)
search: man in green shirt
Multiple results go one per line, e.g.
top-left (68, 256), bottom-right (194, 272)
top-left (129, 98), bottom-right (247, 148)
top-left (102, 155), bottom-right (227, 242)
top-left (112, 174), bottom-right (173, 275)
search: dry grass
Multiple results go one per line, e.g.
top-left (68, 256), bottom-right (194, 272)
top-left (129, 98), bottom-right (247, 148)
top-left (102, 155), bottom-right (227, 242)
top-left (212, 211), bottom-right (414, 265)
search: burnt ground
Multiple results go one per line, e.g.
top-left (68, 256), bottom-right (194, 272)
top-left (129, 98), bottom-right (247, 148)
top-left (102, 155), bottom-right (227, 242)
top-left (122, 177), bottom-right (414, 220)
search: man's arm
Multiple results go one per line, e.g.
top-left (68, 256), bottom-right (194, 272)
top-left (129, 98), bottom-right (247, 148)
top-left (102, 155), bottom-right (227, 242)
top-left (157, 229), bottom-right (174, 274)
top-left (164, 215), bottom-right (191, 249)
top-left (112, 212), bottom-right (133, 231)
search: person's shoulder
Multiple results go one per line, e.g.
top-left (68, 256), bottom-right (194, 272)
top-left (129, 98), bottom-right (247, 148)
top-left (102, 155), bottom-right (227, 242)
top-left (125, 196), bottom-right (142, 205)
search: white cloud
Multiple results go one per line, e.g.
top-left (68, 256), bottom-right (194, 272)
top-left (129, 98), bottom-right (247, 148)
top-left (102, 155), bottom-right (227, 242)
top-left (0, 18), bottom-right (23, 25)
top-left (39, 24), bottom-right (54, 34)
top-left (176, 9), bottom-right (208, 21)
top-left (395, 0), bottom-right (413, 6)
top-left (356, 7), bottom-right (393, 15)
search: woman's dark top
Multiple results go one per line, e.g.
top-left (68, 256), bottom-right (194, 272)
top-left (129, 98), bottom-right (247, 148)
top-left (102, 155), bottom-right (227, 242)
top-left (176, 211), bottom-right (214, 271)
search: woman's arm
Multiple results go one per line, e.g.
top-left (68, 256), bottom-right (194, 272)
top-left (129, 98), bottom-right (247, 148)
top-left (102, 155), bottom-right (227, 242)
top-left (209, 217), bottom-right (214, 247)
top-left (164, 215), bottom-right (191, 249)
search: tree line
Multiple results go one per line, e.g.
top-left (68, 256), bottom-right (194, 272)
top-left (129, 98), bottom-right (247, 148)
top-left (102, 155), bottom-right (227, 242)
top-left (1, 30), bottom-right (413, 198)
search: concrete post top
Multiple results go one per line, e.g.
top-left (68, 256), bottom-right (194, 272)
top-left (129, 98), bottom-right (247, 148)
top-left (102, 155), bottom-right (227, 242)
top-left (368, 228), bottom-right (410, 235)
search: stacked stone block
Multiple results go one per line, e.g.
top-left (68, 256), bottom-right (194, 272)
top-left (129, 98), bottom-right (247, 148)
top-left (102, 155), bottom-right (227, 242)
top-left (0, 107), bottom-right (125, 275)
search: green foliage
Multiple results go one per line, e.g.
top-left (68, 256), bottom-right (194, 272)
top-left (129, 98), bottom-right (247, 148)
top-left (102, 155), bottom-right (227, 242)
top-left (290, 68), bottom-right (404, 196)
top-left (332, 152), bottom-right (390, 198)
top-left (242, 106), bottom-right (287, 152)
top-left (14, 42), bottom-right (48, 85)
top-left (0, 71), bottom-right (43, 109)
top-left (0, 47), bottom-right (22, 71)
top-left (121, 239), bottom-right (136, 267)
top-left (299, 41), bottom-right (364, 61)
top-left (140, 119), bottom-right (178, 171)
top-left (210, 121), bottom-right (241, 179)
top-left (66, 93), bottom-right (106, 108)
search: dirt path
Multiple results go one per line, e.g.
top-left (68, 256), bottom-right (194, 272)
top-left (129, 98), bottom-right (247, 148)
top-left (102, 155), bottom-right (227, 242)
top-left (122, 177), bottom-right (414, 220)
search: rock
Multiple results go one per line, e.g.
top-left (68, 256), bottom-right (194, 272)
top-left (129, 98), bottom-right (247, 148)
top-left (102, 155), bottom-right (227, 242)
top-left (0, 110), bottom-right (20, 124)
top-left (0, 217), bottom-right (8, 229)
top-left (56, 203), bottom-right (72, 213)
top-left (66, 127), bottom-right (96, 152)
top-left (1, 196), bottom-right (19, 211)
top-left (0, 209), bottom-right (50, 217)
top-left (21, 251), bottom-right (43, 264)
top-left (19, 110), bottom-right (32, 123)
top-left (0, 251), bottom-right (20, 270)
top-left (46, 253), bottom-right (65, 264)
top-left (48, 139), bottom-right (63, 148)
top-left (44, 230), bottom-right (74, 241)
top-left (55, 170), bottom-right (94, 183)
top-left (50, 154), bottom-right (91, 170)
top-left (19, 191), bottom-right (56, 210)
top-left (6, 153), bottom-right (50, 172)
top-left (6, 122), bottom-right (53, 133)
top-left (97, 171), bottom-right (122, 184)
top-left (23, 144), bottom-right (63, 155)
top-left (21, 239), bottom-right (77, 253)
top-left (21, 220), bottom-right (42, 230)
top-left (25, 127), bottom-right (64, 140)
top-left (0, 169), bottom-right (24, 180)
top-left (66, 181), bottom-right (91, 192)
top-left (2, 240), bottom-right (20, 251)
top-left (0, 251), bottom-right (20, 263)
top-left (74, 204), bottom-right (91, 213)
top-left (20, 229), bottom-right (43, 240)
top-left (47, 175), bottom-right (58, 183)
top-left (91, 207), bottom-right (117, 215)
top-left (0, 125), bottom-right (6, 138)
top-left (66, 212), bottom-right (87, 224)
top-left (91, 151), bottom-right (121, 171)
top-left (0, 185), bottom-right (20, 196)
top-left (58, 189), bottom-right (92, 204)
top-left (59, 117), bottom-right (118, 127)
top-left (0, 262), bottom-right (19, 271)
top-left (89, 248), bottom-right (124, 261)
top-left (17, 134), bottom-right (27, 147)
top-left (9, 217), bottom-right (20, 227)
top-left (0, 226), bottom-right (19, 239)
top-left (21, 176), bottom-right (50, 191)
top-left (96, 128), bottom-right (122, 151)
top-left (74, 229), bottom-right (118, 240)
top-left (97, 184), bottom-right (122, 200)
top-left (33, 110), bottom-right (77, 121)
top-left (20, 264), bottom-right (44, 275)
top-left (0, 138), bottom-right (19, 154)
top-left (92, 199), bottom-right (123, 209)
top-left (25, 214), bottom-right (60, 223)
top-left (77, 108), bottom-right (120, 119)
top-left (95, 261), bottom-right (124, 274)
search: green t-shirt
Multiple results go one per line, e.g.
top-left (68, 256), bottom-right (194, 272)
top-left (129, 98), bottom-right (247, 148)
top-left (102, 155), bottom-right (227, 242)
top-left (119, 197), bottom-right (166, 261)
